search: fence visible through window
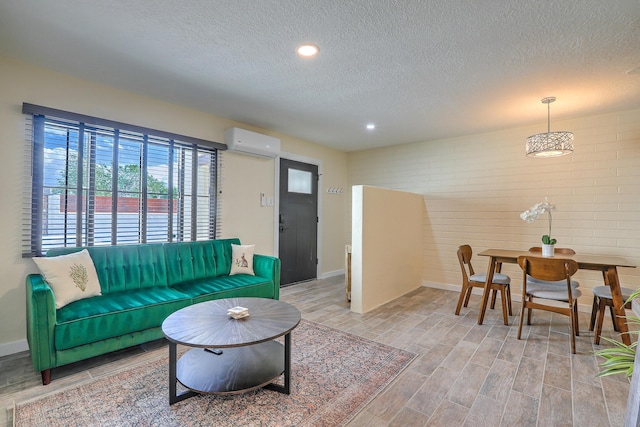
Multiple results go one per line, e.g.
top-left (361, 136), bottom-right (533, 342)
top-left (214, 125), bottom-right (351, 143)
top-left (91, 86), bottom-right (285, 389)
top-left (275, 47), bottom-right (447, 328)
top-left (22, 103), bottom-right (223, 256)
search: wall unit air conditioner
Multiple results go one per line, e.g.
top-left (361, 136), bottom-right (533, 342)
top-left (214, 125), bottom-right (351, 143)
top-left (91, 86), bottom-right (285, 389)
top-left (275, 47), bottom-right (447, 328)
top-left (224, 127), bottom-right (281, 158)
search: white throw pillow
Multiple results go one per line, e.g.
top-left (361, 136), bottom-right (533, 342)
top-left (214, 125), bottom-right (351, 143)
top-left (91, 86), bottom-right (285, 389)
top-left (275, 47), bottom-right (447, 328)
top-left (33, 249), bottom-right (102, 308)
top-left (230, 244), bottom-right (255, 276)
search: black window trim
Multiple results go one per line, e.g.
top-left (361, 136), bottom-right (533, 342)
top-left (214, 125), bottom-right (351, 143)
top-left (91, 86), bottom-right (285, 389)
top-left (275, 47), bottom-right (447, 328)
top-left (23, 103), bottom-right (224, 257)
top-left (22, 103), bottom-right (227, 151)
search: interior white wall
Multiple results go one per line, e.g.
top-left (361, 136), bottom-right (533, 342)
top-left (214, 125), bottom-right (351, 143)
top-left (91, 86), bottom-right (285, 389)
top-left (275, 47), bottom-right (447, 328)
top-left (0, 56), bottom-right (347, 356)
top-left (348, 108), bottom-right (640, 309)
top-left (217, 151), bottom-right (276, 254)
top-left (351, 186), bottom-right (424, 313)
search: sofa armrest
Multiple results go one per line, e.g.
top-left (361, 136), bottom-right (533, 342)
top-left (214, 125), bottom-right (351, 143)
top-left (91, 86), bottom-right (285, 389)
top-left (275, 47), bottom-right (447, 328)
top-left (26, 273), bottom-right (57, 372)
top-left (253, 255), bottom-right (281, 300)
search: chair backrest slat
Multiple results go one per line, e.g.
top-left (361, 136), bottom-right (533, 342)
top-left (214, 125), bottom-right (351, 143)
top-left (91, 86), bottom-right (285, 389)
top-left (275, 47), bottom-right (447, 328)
top-left (528, 246), bottom-right (576, 255)
top-left (518, 256), bottom-right (579, 282)
top-left (457, 245), bottom-right (475, 278)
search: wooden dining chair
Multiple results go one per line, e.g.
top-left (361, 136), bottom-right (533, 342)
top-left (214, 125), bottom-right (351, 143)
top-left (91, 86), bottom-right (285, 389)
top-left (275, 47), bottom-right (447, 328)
top-left (517, 256), bottom-right (581, 353)
top-left (589, 285), bottom-right (635, 345)
top-left (455, 244), bottom-right (512, 325)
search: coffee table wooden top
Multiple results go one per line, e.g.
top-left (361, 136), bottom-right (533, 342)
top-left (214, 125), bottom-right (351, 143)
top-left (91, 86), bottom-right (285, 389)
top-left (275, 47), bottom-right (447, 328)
top-left (162, 297), bottom-right (301, 348)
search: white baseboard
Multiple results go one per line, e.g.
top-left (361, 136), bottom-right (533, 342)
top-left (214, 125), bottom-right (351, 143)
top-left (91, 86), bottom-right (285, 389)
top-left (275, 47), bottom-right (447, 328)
top-left (0, 339), bottom-right (28, 357)
top-left (422, 281), bottom-right (461, 293)
top-left (421, 281), bottom-right (597, 314)
top-left (318, 269), bottom-right (345, 280)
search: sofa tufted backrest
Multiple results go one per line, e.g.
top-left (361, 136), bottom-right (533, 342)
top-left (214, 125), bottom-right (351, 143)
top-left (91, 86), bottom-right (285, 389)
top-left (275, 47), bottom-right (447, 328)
top-left (163, 239), bottom-right (238, 286)
top-left (46, 243), bottom-right (168, 294)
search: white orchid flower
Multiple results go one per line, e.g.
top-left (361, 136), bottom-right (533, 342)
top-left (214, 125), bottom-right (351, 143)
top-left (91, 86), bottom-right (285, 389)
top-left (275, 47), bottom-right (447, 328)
top-left (520, 197), bottom-right (557, 244)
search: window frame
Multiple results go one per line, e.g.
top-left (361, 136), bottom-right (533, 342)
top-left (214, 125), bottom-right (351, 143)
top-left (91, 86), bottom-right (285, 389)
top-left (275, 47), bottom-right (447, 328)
top-left (22, 103), bottom-right (225, 257)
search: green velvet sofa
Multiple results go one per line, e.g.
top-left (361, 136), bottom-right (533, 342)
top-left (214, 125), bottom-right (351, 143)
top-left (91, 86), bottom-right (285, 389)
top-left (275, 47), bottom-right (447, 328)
top-left (26, 238), bottom-right (280, 385)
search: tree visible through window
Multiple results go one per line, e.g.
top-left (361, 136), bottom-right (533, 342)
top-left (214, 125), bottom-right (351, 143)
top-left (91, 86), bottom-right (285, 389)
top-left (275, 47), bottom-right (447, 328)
top-left (55, 152), bottom-right (173, 197)
top-left (23, 105), bottom-right (221, 256)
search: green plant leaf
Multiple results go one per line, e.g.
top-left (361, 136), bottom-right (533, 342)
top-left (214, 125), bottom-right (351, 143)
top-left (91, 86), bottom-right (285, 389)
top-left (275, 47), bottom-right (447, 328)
top-left (627, 288), bottom-right (640, 304)
top-left (594, 336), bottom-right (637, 378)
top-left (598, 365), bottom-right (634, 377)
top-left (541, 235), bottom-right (557, 245)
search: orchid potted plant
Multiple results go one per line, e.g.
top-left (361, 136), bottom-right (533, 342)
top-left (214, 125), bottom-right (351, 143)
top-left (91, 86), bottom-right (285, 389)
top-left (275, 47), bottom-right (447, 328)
top-left (520, 198), bottom-right (557, 256)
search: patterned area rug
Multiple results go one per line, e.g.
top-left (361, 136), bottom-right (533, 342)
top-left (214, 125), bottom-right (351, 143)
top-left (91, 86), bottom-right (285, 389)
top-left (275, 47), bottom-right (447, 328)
top-left (14, 320), bottom-right (415, 427)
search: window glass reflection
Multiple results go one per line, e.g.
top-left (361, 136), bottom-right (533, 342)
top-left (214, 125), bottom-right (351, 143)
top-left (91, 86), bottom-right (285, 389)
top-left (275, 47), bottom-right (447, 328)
top-left (288, 169), bottom-right (312, 194)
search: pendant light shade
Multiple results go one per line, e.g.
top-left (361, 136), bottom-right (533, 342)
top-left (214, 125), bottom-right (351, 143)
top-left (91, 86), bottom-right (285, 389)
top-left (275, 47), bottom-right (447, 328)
top-left (526, 97), bottom-right (573, 158)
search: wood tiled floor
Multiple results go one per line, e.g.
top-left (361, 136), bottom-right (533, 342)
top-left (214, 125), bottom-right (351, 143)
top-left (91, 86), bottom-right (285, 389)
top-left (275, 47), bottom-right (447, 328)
top-left (0, 276), bottom-right (633, 426)
top-left (283, 278), bottom-right (632, 427)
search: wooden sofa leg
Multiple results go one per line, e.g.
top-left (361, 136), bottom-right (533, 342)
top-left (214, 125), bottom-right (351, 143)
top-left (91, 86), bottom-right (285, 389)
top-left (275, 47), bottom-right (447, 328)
top-left (41, 369), bottom-right (51, 385)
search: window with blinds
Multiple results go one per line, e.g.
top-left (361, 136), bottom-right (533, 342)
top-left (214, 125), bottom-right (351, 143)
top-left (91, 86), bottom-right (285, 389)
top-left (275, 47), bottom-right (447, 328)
top-left (22, 103), bottom-right (224, 257)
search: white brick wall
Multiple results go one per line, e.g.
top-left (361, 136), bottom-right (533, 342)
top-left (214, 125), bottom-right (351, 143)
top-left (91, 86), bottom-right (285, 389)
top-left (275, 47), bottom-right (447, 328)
top-left (347, 107), bottom-right (640, 305)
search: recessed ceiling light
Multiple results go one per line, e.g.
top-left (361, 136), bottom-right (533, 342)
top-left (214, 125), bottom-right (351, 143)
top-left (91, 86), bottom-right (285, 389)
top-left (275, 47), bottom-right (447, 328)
top-left (296, 43), bottom-right (319, 58)
top-left (366, 123), bottom-right (376, 130)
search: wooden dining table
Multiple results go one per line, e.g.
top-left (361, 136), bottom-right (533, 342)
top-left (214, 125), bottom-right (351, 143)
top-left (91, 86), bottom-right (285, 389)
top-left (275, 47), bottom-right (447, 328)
top-left (477, 249), bottom-right (636, 345)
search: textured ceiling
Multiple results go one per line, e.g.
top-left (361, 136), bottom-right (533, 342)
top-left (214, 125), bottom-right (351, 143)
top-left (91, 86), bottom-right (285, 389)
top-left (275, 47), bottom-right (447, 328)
top-left (1, 0), bottom-right (639, 151)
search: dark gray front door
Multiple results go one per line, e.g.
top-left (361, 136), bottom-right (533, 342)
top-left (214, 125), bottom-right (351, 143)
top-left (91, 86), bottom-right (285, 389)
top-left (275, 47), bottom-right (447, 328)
top-left (278, 159), bottom-right (318, 286)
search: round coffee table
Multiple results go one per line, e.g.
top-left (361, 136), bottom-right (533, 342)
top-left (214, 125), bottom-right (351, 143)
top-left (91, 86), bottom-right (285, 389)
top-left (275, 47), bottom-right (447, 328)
top-left (162, 297), bottom-right (301, 405)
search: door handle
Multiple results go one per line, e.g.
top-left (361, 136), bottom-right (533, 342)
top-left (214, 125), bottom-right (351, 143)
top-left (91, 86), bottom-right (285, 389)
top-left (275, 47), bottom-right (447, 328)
top-left (279, 214), bottom-right (287, 232)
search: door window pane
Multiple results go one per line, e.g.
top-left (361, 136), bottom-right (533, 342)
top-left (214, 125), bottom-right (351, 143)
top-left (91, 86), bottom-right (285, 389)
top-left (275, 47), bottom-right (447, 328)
top-left (288, 168), bottom-right (312, 194)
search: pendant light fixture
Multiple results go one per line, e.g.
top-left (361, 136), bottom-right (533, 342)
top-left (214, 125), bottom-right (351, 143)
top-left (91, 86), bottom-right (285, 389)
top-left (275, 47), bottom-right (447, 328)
top-left (525, 96), bottom-right (574, 158)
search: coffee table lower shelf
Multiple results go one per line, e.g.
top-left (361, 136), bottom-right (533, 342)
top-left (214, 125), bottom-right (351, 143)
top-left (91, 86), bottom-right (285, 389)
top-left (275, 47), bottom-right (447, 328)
top-left (169, 336), bottom-right (291, 405)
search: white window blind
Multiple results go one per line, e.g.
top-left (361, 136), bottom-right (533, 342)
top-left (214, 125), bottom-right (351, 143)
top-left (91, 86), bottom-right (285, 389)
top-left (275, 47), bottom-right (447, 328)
top-left (22, 103), bottom-right (224, 257)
